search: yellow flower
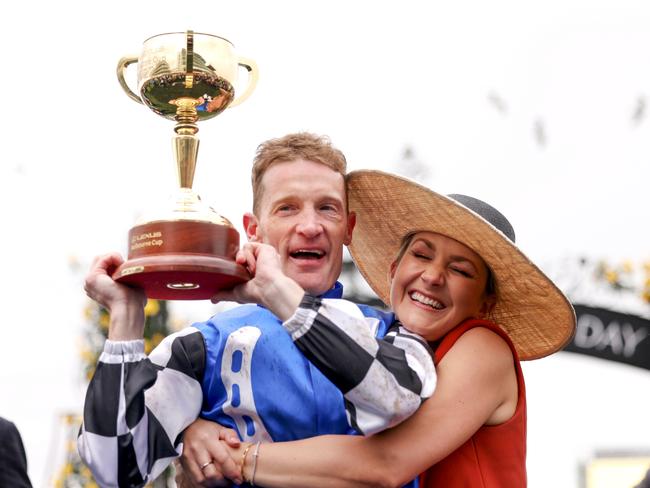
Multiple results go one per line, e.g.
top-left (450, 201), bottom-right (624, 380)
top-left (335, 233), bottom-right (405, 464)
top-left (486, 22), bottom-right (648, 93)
top-left (622, 261), bottom-right (633, 273)
top-left (605, 269), bottom-right (618, 284)
top-left (80, 348), bottom-right (95, 364)
top-left (84, 305), bottom-right (95, 320)
top-left (64, 461), bottom-right (74, 475)
top-left (81, 465), bottom-right (92, 479)
top-left (151, 333), bottom-right (165, 349)
top-left (144, 299), bottom-right (160, 317)
top-left (144, 338), bottom-right (153, 355)
top-left (87, 482), bottom-right (99, 488)
top-left (642, 290), bottom-right (650, 303)
top-left (99, 312), bottom-right (110, 331)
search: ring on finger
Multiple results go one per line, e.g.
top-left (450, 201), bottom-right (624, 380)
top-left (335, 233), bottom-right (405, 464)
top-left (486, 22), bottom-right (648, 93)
top-left (200, 460), bottom-right (213, 470)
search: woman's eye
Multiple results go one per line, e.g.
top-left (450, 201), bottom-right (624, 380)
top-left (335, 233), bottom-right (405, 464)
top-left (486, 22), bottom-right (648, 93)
top-left (413, 252), bottom-right (431, 260)
top-left (451, 267), bottom-right (472, 277)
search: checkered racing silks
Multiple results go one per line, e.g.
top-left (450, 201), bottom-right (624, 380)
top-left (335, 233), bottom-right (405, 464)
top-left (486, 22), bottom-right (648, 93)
top-left (77, 327), bottom-right (205, 487)
top-left (288, 295), bottom-right (436, 435)
top-left (78, 296), bottom-right (435, 488)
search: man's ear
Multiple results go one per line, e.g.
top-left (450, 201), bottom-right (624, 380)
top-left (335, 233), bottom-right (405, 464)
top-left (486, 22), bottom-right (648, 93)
top-left (243, 212), bottom-right (259, 241)
top-left (343, 211), bottom-right (356, 246)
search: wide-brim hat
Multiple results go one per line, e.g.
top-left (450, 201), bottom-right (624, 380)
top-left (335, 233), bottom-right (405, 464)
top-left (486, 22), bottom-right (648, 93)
top-left (347, 170), bottom-right (576, 360)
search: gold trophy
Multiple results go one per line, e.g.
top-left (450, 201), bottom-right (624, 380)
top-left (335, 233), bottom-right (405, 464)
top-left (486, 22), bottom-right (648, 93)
top-left (113, 30), bottom-right (258, 299)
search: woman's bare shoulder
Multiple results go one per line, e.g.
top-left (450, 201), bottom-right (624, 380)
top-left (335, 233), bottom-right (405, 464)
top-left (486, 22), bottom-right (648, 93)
top-left (437, 325), bottom-right (515, 386)
top-left (449, 325), bottom-right (512, 358)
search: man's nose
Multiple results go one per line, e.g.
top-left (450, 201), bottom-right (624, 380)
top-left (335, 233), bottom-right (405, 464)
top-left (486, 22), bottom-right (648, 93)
top-left (296, 211), bottom-right (324, 238)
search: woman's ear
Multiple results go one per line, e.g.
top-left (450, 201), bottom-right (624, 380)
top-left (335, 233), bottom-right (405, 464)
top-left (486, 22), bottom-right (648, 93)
top-left (479, 294), bottom-right (497, 318)
top-left (386, 261), bottom-right (399, 302)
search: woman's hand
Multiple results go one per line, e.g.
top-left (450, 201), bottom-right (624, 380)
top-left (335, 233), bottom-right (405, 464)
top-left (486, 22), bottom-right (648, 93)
top-left (178, 418), bottom-right (243, 486)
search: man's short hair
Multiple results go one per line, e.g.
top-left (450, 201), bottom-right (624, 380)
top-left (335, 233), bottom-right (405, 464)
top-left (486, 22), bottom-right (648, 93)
top-left (251, 132), bottom-right (347, 213)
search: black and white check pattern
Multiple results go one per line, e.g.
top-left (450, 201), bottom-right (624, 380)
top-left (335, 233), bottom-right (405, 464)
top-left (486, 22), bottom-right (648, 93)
top-left (285, 295), bottom-right (436, 435)
top-left (78, 327), bottom-right (205, 488)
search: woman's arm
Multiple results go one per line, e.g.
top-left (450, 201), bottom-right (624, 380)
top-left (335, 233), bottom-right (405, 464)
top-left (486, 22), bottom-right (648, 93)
top-left (236, 327), bottom-right (517, 488)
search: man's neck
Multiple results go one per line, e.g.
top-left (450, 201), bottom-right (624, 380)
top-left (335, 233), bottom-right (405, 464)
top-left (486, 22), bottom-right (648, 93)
top-left (317, 281), bottom-right (343, 299)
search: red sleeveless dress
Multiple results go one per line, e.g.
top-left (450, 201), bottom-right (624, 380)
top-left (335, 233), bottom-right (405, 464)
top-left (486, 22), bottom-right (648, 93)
top-left (418, 319), bottom-right (527, 487)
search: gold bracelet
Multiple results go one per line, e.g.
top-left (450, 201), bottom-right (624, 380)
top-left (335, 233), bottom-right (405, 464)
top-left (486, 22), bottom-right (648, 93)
top-left (240, 442), bottom-right (254, 483)
top-left (251, 441), bottom-right (261, 486)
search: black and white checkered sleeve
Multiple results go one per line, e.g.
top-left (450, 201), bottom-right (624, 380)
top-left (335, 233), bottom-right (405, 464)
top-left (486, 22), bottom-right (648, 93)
top-left (283, 295), bottom-right (436, 435)
top-left (77, 327), bottom-right (205, 488)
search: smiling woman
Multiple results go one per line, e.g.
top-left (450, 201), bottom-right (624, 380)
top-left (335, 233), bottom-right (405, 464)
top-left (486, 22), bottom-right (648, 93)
top-left (388, 231), bottom-right (494, 342)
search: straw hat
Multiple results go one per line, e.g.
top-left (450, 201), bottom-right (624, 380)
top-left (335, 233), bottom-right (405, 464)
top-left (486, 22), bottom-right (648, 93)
top-left (346, 170), bottom-right (576, 360)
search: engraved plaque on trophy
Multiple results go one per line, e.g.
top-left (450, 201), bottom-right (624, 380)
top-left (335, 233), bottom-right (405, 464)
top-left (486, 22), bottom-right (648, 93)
top-left (113, 30), bottom-right (258, 299)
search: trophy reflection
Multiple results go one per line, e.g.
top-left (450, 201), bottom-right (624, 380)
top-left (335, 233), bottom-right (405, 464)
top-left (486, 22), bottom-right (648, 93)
top-left (113, 30), bottom-right (258, 299)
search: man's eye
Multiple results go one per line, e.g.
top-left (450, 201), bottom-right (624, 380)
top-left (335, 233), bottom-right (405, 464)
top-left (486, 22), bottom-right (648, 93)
top-left (320, 204), bottom-right (339, 213)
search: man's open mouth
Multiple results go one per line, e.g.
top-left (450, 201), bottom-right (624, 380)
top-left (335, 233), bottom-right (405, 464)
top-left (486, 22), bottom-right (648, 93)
top-left (290, 249), bottom-right (326, 260)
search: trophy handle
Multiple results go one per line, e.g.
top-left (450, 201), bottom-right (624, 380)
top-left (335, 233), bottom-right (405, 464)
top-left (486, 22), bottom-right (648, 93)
top-left (117, 56), bottom-right (144, 105)
top-left (229, 57), bottom-right (259, 108)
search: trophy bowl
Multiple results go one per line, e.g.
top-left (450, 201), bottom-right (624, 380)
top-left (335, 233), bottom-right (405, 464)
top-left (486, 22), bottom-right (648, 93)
top-left (112, 31), bottom-right (258, 300)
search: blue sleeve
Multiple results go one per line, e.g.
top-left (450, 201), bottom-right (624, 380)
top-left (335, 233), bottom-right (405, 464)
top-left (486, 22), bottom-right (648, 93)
top-left (356, 303), bottom-right (395, 338)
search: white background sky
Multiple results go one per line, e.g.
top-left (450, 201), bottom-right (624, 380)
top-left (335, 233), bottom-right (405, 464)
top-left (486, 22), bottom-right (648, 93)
top-left (1, 0), bottom-right (650, 486)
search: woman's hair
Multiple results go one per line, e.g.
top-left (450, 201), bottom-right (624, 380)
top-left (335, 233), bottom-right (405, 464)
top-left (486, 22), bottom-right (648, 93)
top-left (393, 232), bottom-right (496, 297)
top-left (251, 132), bottom-right (347, 213)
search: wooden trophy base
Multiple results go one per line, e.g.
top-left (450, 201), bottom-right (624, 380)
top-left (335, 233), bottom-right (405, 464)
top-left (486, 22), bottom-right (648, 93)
top-left (113, 220), bottom-right (250, 300)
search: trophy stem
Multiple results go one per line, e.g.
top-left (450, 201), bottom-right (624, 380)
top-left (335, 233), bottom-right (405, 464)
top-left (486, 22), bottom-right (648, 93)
top-left (172, 97), bottom-right (200, 189)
